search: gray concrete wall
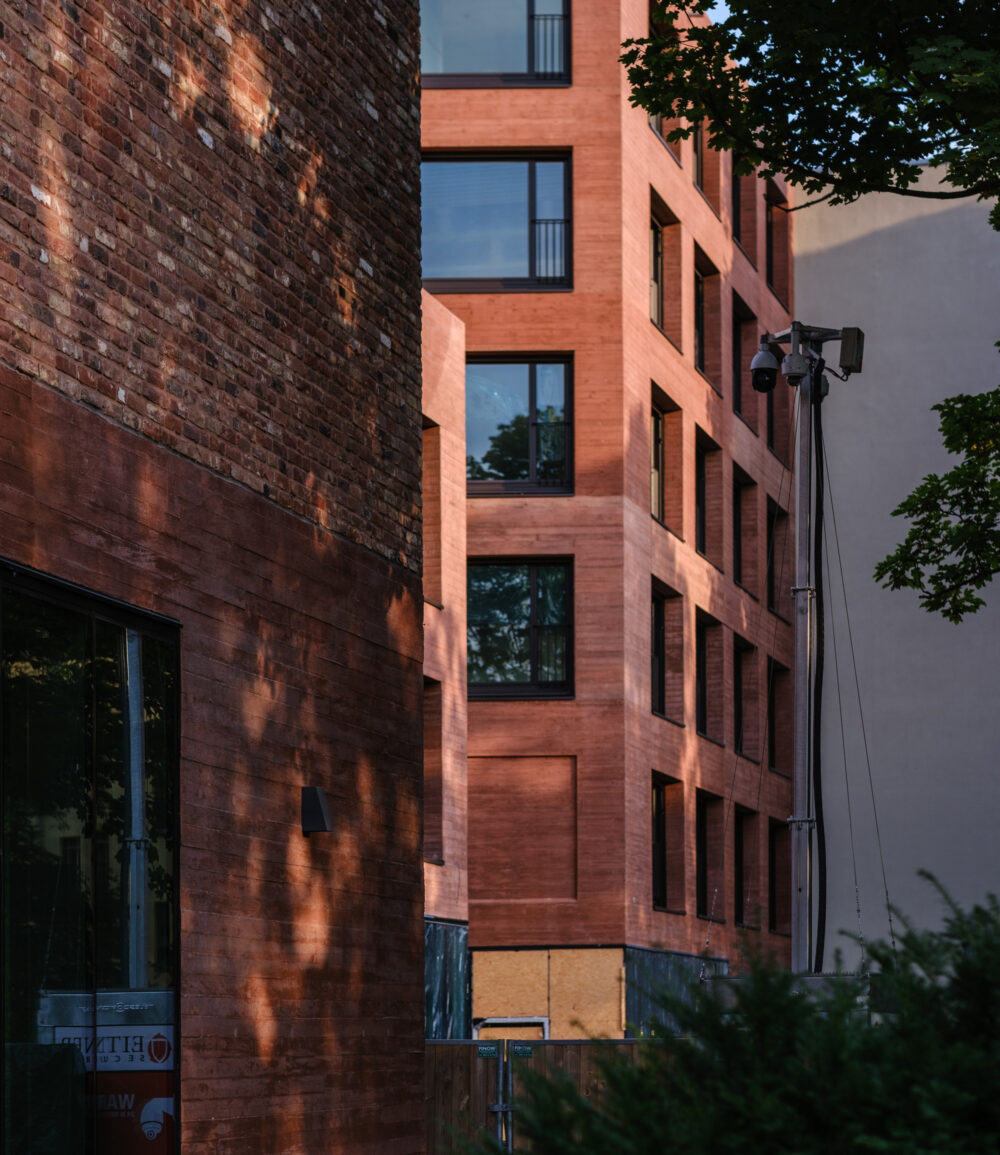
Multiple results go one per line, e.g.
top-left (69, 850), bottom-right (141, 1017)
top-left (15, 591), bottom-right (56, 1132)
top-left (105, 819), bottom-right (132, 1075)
top-left (794, 171), bottom-right (1000, 968)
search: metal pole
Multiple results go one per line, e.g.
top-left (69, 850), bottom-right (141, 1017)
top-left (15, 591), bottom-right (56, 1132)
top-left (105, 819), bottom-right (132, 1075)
top-left (790, 362), bottom-right (812, 974)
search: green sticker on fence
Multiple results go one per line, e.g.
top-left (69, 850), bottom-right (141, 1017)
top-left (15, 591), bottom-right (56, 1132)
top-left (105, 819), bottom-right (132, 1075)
top-left (477, 1044), bottom-right (498, 1058)
top-left (511, 1044), bottom-right (533, 1058)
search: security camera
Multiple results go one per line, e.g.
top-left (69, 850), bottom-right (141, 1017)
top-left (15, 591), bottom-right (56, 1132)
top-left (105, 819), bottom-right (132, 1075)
top-left (780, 351), bottom-right (810, 385)
top-left (750, 344), bottom-right (780, 393)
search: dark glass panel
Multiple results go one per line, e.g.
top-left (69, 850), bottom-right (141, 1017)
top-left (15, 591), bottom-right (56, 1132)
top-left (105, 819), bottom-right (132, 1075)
top-left (466, 364), bottom-right (531, 481)
top-left (421, 0), bottom-right (529, 75)
top-left (467, 565), bottom-right (531, 683)
top-left (536, 629), bottom-right (567, 683)
top-left (535, 564), bottom-right (568, 626)
top-left (422, 162), bottom-right (530, 279)
top-left (142, 634), bottom-right (177, 989)
top-left (535, 362), bottom-right (567, 481)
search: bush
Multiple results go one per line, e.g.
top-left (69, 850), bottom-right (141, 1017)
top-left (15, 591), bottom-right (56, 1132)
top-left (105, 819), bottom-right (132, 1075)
top-left (474, 879), bottom-right (1000, 1154)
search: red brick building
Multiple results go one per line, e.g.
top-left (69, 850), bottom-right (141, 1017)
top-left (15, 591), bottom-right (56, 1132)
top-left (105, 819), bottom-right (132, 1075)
top-left (421, 0), bottom-right (795, 1036)
top-left (0, 1), bottom-right (425, 1151)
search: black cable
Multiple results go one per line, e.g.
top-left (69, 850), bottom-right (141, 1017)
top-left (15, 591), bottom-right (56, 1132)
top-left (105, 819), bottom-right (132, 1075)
top-left (811, 361), bottom-right (828, 972)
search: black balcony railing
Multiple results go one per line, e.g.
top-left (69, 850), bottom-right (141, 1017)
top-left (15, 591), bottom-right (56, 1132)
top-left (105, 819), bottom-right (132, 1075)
top-left (532, 219), bottom-right (568, 282)
top-left (531, 14), bottom-right (567, 78)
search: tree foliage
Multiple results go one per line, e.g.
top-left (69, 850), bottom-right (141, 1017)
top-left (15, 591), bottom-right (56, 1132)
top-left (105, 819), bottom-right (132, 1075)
top-left (874, 388), bottom-right (1000, 621)
top-left (623, 1), bottom-right (1000, 619)
top-left (471, 881), bottom-right (1000, 1154)
top-left (622, 1), bottom-right (1000, 222)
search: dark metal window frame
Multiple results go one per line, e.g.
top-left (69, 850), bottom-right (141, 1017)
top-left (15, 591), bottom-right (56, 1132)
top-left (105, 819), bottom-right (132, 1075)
top-left (0, 558), bottom-right (182, 1154)
top-left (466, 354), bottom-right (573, 496)
top-left (422, 152), bottom-right (573, 293)
top-left (467, 556), bottom-right (574, 699)
top-left (421, 0), bottom-right (571, 88)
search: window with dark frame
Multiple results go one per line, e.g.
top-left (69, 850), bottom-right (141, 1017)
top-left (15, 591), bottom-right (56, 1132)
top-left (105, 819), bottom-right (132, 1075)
top-left (735, 806), bottom-right (759, 928)
top-left (732, 294), bottom-right (756, 427)
top-left (0, 570), bottom-right (180, 1151)
top-left (422, 154), bottom-right (571, 290)
top-left (694, 246), bottom-right (721, 388)
top-left (695, 609), bottom-right (723, 742)
top-left (765, 179), bottom-right (790, 302)
top-left (650, 194), bottom-right (682, 346)
top-left (696, 789), bottom-right (724, 920)
top-left (692, 123), bottom-right (705, 190)
top-left (652, 773), bottom-right (685, 912)
top-left (733, 464), bottom-right (757, 594)
top-left (694, 266), bottom-right (706, 373)
top-left (769, 817), bottom-right (792, 934)
top-left (651, 384), bottom-right (682, 532)
top-left (650, 215), bottom-right (664, 328)
top-left (733, 634), bottom-right (759, 758)
top-left (651, 580), bottom-right (683, 721)
top-left (767, 657), bottom-right (792, 776)
top-left (466, 358), bottom-right (571, 494)
top-left (767, 498), bottom-right (791, 618)
top-left (694, 427), bottom-right (722, 565)
top-left (468, 559), bottom-right (572, 696)
top-left (421, 0), bottom-right (569, 86)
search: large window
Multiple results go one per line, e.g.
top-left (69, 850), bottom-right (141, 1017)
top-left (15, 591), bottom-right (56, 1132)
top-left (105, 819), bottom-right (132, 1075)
top-left (422, 155), bottom-right (570, 290)
top-left (421, 0), bottom-right (568, 85)
top-left (1, 567), bottom-right (179, 1153)
top-left (468, 560), bottom-right (572, 696)
top-left (466, 358), bottom-right (571, 493)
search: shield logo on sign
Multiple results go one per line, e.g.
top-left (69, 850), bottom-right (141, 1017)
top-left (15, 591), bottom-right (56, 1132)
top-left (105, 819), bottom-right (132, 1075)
top-left (147, 1033), bottom-right (172, 1064)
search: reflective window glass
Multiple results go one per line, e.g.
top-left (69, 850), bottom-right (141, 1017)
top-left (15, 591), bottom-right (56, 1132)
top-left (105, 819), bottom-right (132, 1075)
top-left (468, 561), bottom-right (572, 695)
top-left (466, 359), bottom-right (570, 492)
top-left (1, 579), bottom-right (178, 1154)
top-left (422, 157), bottom-right (569, 286)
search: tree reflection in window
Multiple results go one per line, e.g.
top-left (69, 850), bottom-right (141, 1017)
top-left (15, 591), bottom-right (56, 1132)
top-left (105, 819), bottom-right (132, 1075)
top-left (468, 561), bottom-right (572, 695)
top-left (466, 360), bottom-right (570, 493)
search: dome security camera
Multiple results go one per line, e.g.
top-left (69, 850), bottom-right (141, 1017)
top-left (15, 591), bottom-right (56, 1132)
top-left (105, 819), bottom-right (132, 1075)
top-left (750, 345), bottom-right (780, 393)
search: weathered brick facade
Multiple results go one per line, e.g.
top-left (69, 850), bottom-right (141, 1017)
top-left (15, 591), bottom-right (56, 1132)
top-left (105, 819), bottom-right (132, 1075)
top-left (1, 0), bottom-right (421, 568)
top-left (1, 1), bottom-right (424, 1151)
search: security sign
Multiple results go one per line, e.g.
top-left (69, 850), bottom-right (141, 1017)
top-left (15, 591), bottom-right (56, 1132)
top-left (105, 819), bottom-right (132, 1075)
top-left (49, 1025), bottom-right (175, 1071)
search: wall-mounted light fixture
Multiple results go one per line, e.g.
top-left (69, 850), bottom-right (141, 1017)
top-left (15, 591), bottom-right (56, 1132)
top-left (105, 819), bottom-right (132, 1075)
top-left (302, 785), bottom-right (334, 836)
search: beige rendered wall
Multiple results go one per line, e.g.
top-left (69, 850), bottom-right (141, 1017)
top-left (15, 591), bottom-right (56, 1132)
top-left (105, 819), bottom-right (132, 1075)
top-left (795, 170), bottom-right (1000, 965)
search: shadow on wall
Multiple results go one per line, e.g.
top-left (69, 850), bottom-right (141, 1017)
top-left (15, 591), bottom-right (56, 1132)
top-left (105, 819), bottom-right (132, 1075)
top-left (3, 0), bottom-right (425, 1150)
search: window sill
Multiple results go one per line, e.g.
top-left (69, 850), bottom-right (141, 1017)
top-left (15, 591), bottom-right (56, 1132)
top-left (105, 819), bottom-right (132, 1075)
top-left (470, 687), bottom-right (574, 701)
top-left (424, 277), bottom-right (572, 294)
top-left (697, 914), bottom-right (725, 925)
top-left (733, 237), bottom-right (757, 270)
top-left (469, 485), bottom-right (574, 498)
top-left (695, 547), bottom-right (725, 575)
top-left (651, 514), bottom-right (684, 543)
top-left (423, 855), bottom-right (445, 866)
top-left (735, 921), bottom-right (761, 932)
top-left (735, 750), bottom-right (761, 765)
top-left (767, 604), bottom-right (792, 625)
top-left (650, 318), bottom-right (683, 354)
top-left (694, 182), bottom-right (722, 220)
top-left (767, 282), bottom-right (790, 311)
top-left (734, 410), bottom-right (759, 437)
top-left (423, 74), bottom-right (571, 89)
top-left (653, 905), bottom-right (686, 915)
top-left (649, 125), bottom-right (683, 167)
top-left (697, 366), bottom-right (722, 396)
top-left (652, 710), bottom-right (685, 729)
top-left (734, 580), bottom-right (759, 602)
top-left (767, 444), bottom-right (791, 469)
top-left (769, 928), bottom-right (792, 939)
top-left (768, 764), bottom-right (792, 780)
top-left (696, 730), bottom-right (725, 749)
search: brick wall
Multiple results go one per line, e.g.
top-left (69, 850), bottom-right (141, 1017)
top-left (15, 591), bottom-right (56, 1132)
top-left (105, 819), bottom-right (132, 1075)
top-left (0, 0), bottom-right (421, 570)
top-left (1, 0), bottom-right (425, 1150)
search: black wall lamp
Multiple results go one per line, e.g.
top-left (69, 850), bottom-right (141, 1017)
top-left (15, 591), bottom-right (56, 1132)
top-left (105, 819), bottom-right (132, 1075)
top-left (302, 786), bottom-right (334, 836)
